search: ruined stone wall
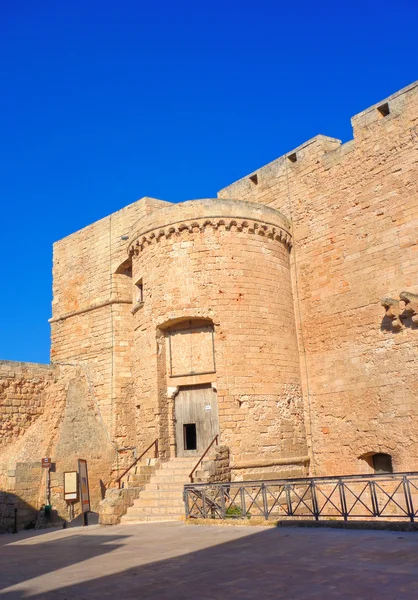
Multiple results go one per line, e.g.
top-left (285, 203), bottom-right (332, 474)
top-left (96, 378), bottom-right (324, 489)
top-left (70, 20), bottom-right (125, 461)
top-left (50, 196), bottom-right (168, 443)
top-left (0, 361), bottom-right (56, 451)
top-left (218, 81), bottom-right (418, 476)
top-left (0, 364), bottom-right (117, 530)
top-left (0, 464), bottom-right (42, 532)
top-left (129, 199), bottom-right (308, 476)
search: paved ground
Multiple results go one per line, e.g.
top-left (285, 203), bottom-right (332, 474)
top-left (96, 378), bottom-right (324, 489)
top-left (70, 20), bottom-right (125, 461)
top-left (0, 521), bottom-right (417, 599)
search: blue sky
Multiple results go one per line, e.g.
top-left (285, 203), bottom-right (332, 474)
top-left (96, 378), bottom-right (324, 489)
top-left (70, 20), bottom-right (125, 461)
top-left (0, 0), bottom-right (417, 363)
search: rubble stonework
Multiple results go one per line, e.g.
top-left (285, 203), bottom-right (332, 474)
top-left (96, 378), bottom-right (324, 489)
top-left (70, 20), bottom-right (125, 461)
top-left (1, 81), bottom-right (418, 529)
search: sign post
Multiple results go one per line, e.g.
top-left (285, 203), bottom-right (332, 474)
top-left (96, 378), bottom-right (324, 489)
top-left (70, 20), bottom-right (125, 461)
top-left (42, 458), bottom-right (52, 516)
top-left (78, 459), bottom-right (90, 526)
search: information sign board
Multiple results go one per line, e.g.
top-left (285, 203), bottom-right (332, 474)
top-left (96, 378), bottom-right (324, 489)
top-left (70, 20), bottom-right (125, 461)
top-left (64, 471), bottom-right (78, 501)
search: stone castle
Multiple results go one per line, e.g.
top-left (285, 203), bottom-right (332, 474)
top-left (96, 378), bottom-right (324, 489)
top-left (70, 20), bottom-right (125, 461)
top-left (1, 81), bottom-right (417, 529)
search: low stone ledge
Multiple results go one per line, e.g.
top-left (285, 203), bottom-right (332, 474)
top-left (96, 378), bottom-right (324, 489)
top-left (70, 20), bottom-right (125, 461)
top-left (185, 518), bottom-right (418, 532)
top-left (231, 456), bottom-right (310, 470)
top-left (185, 518), bottom-right (276, 527)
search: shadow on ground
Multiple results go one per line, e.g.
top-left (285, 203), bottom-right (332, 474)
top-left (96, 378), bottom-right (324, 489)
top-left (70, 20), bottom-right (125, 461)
top-left (0, 530), bottom-right (129, 593)
top-left (0, 524), bottom-right (418, 599)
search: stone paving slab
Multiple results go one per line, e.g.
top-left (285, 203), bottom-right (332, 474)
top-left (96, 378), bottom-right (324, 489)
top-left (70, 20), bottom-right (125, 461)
top-left (0, 522), bottom-right (417, 598)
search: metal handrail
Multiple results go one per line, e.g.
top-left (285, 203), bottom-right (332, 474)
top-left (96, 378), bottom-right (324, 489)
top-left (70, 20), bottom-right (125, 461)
top-left (184, 469), bottom-right (418, 488)
top-left (116, 439), bottom-right (159, 489)
top-left (189, 434), bottom-right (219, 483)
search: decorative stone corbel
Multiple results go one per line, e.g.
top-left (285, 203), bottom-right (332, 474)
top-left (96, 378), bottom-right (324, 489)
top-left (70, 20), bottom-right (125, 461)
top-left (211, 382), bottom-right (217, 392)
top-left (381, 297), bottom-right (403, 330)
top-left (400, 291), bottom-right (418, 324)
top-left (166, 386), bottom-right (179, 399)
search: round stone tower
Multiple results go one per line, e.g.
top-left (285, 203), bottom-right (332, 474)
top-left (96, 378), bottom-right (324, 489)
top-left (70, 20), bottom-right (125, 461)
top-left (128, 198), bottom-right (308, 480)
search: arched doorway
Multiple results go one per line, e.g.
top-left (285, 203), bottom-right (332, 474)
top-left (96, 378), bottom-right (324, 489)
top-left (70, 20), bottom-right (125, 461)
top-left (161, 318), bottom-right (219, 457)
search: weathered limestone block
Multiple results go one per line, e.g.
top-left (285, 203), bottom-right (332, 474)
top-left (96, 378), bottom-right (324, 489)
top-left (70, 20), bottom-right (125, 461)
top-left (381, 298), bottom-right (403, 330)
top-left (196, 446), bottom-right (231, 484)
top-left (99, 487), bottom-right (142, 525)
top-left (400, 291), bottom-right (418, 324)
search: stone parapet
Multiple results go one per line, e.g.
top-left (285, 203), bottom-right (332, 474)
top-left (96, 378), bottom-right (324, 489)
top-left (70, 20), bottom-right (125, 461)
top-left (128, 198), bottom-right (292, 256)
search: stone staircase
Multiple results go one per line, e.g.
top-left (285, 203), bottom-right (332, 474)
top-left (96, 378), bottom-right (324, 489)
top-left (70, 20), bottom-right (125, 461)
top-left (121, 456), bottom-right (196, 523)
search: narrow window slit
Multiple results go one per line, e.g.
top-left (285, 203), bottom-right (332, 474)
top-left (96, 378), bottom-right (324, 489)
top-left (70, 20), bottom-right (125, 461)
top-left (135, 278), bottom-right (143, 303)
top-left (377, 103), bottom-right (390, 118)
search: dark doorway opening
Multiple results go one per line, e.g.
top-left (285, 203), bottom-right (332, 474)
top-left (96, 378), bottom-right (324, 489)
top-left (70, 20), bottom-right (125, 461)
top-left (183, 424), bottom-right (197, 451)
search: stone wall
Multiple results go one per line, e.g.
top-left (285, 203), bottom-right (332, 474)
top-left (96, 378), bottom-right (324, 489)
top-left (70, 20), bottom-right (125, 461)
top-left (0, 361), bottom-right (56, 450)
top-left (99, 487), bottom-right (143, 526)
top-left (0, 463), bottom-right (42, 532)
top-left (0, 364), bottom-right (117, 530)
top-left (196, 445), bottom-right (231, 484)
top-left (218, 81), bottom-right (418, 476)
top-left (50, 196), bottom-right (168, 442)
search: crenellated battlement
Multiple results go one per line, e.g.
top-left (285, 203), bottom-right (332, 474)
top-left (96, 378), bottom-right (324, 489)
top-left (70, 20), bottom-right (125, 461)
top-left (218, 81), bottom-right (418, 202)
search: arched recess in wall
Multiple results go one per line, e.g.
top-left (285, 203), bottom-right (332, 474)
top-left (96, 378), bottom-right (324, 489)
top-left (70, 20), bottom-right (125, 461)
top-left (113, 258), bottom-right (132, 300)
top-left (158, 318), bottom-right (216, 379)
top-left (155, 317), bottom-right (217, 459)
top-left (359, 452), bottom-right (393, 474)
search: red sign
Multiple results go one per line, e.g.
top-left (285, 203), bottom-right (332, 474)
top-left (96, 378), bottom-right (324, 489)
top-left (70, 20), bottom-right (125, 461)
top-left (42, 457), bottom-right (51, 468)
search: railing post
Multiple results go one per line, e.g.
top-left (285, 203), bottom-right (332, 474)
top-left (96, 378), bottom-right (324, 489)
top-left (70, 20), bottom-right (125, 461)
top-left (219, 485), bottom-right (226, 519)
top-left (403, 476), bottom-right (415, 522)
top-left (261, 483), bottom-right (269, 520)
top-left (311, 481), bottom-right (319, 521)
top-left (184, 489), bottom-right (190, 519)
top-left (202, 489), bottom-right (207, 519)
top-left (285, 484), bottom-right (293, 517)
top-left (155, 439), bottom-right (159, 458)
top-left (338, 480), bottom-right (348, 521)
top-left (369, 481), bottom-right (379, 517)
top-left (240, 486), bottom-right (246, 518)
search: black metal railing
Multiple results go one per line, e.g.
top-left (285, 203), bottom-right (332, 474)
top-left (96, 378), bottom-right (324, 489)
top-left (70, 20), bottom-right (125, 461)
top-left (184, 472), bottom-right (418, 522)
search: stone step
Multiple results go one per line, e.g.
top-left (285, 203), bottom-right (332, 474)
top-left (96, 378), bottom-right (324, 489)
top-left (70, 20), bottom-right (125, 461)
top-left (161, 458), bottom-right (197, 469)
top-left (152, 467), bottom-right (191, 477)
top-left (134, 496), bottom-right (184, 507)
top-left (135, 492), bottom-right (183, 506)
top-left (145, 482), bottom-right (186, 491)
top-left (139, 489), bottom-right (184, 500)
top-left (119, 457), bottom-right (198, 524)
top-left (152, 473), bottom-right (191, 482)
top-left (125, 505), bottom-right (184, 516)
top-left (121, 514), bottom-right (182, 523)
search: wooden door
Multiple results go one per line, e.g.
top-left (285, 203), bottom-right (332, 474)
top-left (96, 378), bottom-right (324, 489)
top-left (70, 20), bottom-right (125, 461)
top-left (175, 384), bottom-right (219, 457)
